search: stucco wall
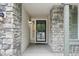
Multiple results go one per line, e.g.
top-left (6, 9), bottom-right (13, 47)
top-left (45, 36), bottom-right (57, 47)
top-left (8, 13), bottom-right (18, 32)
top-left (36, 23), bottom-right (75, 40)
top-left (21, 4), bottom-right (30, 54)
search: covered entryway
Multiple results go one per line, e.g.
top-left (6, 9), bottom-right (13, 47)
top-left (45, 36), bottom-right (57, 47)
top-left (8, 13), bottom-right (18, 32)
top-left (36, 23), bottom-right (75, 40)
top-left (21, 3), bottom-right (54, 56)
top-left (0, 3), bottom-right (79, 56)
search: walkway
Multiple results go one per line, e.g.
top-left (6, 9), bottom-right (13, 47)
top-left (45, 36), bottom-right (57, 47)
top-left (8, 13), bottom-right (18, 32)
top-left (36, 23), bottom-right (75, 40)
top-left (22, 44), bottom-right (63, 56)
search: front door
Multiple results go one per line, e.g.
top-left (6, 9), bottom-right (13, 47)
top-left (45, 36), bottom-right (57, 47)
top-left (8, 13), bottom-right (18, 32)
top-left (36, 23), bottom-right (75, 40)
top-left (36, 20), bottom-right (46, 42)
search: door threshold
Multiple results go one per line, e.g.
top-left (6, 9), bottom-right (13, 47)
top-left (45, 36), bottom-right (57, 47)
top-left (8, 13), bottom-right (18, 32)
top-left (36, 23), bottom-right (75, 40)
top-left (35, 43), bottom-right (48, 45)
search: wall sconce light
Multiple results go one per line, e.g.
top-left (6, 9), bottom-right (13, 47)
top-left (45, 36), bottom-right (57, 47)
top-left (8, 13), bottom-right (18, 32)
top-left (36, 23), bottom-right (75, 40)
top-left (0, 12), bottom-right (4, 22)
top-left (29, 19), bottom-right (32, 24)
top-left (29, 17), bottom-right (32, 24)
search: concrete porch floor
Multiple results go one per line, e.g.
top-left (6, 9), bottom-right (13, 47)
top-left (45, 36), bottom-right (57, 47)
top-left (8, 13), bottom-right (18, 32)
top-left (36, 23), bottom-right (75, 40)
top-left (22, 44), bottom-right (63, 56)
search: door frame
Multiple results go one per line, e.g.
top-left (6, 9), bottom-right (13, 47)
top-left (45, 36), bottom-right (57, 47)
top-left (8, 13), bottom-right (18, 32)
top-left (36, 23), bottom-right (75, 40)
top-left (36, 20), bottom-right (46, 42)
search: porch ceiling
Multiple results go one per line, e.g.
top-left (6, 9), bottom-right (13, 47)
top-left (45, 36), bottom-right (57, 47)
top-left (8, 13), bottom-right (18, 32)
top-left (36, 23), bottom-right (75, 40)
top-left (23, 3), bottom-right (60, 17)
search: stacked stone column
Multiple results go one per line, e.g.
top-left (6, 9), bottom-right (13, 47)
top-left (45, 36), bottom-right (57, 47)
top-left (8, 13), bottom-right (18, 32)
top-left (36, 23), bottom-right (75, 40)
top-left (0, 3), bottom-right (22, 56)
top-left (50, 5), bottom-right (64, 53)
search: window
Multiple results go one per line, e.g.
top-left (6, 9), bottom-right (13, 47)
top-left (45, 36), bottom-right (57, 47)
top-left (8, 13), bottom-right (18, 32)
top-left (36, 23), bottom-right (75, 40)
top-left (69, 5), bottom-right (78, 39)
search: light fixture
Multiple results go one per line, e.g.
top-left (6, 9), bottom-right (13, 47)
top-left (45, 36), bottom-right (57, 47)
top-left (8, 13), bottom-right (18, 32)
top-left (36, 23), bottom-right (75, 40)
top-left (0, 8), bottom-right (4, 22)
top-left (28, 17), bottom-right (32, 24)
top-left (28, 19), bottom-right (32, 24)
top-left (0, 12), bottom-right (4, 22)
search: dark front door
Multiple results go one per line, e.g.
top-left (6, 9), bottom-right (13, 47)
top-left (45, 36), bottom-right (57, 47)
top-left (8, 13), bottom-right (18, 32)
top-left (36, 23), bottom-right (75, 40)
top-left (36, 20), bottom-right (46, 42)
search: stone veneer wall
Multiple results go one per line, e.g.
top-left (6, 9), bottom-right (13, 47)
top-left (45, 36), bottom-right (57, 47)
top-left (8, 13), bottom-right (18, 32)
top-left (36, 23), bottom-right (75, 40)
top-left (0, 3), bottom-right (22, 56)
top-left (50, 5), bottom-right (64, 53)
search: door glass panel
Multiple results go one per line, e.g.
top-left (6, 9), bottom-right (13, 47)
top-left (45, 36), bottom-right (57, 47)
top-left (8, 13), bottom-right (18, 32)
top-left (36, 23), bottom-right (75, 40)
top-left (37, 24), bottom-right (41, 32)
